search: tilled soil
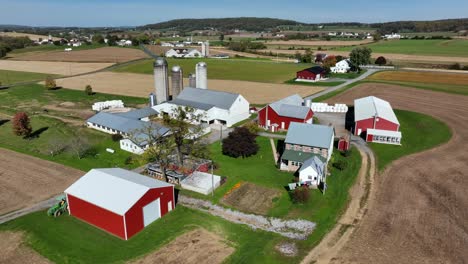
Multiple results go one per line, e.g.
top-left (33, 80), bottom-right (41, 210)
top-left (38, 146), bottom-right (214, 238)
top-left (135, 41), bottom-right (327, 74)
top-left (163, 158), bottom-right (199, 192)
top-left (129, 228), bottom-right (234, 264)
top-left (222, 182), bottom-right (281, 215)
top-left (321, 83), bottom-right (468, 264)
top-left (0, 231), bottom-right (51, 264)
top-left (0, 60), bottom-right (113, 75)
top-left (0, 148), bottom-right (83, 215)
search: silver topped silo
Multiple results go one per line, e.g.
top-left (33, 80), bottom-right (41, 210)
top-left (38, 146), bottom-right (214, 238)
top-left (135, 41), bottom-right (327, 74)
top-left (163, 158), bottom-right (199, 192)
top-left (188, 73), bottom-right (196, 87)
top-left (154, 58), bottom-right (169, 104)
top-left (195, 62), bottom-right (207, 89)
top-left (171, 65), bottom-right (183, 98)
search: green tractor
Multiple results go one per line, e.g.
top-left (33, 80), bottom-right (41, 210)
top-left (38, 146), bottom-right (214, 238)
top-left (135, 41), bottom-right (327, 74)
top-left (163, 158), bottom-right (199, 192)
top-left (47, 196), bottom-right (68, 217)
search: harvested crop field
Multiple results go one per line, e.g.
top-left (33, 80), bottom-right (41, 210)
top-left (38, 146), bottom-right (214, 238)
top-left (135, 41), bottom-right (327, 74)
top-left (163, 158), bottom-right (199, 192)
top-left (10, 47), bottom-right (148, 63)
top-left (0, 32), bottom-right (60, 41)
top-left (130, 228), bottom-right (234, 264)
top-left (368, 70), bottom-right (468, 85)
top-left (0, 148), bottom-right (83, 215)
top-left (56, 72), bottom-right (324, 104)
top-left (0, 60), bottom-right (112, 75)
top-left (222, 183), bottom-right (281, 215)
top-left (266, 39), bottom-right (373, 46)
top-left (322, 83), bottom-right (468, 264)
top-left (0, 231), bottom-right (50, 264)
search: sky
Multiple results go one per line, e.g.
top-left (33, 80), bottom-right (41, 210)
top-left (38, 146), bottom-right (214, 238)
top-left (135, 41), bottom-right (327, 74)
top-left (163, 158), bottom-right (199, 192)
top-left (1, 0), bottom-right (467, 27)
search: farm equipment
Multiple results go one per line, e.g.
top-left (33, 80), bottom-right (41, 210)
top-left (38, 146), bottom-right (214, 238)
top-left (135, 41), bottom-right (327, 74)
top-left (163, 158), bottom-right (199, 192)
top-left (47, 196), bottom-right (68, 217)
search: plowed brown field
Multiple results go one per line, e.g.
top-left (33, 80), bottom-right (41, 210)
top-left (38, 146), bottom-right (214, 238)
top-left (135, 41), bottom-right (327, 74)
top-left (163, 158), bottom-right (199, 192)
top-left (0, 148), bottom-right (83, 215)
top-left (368, 70), bottom-right (468, 85)
top-left (321, 83), bottom-right (468, 264)
top-left (0, 231), bottom-right (50, 264)
top-left (10, 47), bottom-right (148, 63)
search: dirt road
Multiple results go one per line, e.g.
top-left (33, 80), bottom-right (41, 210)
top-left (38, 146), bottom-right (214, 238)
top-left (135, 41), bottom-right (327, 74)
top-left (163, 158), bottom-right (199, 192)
top-left (0, 148), bottom-right (83, 216)
top-left (318, 83), bottom-right (468, 264)
top-left (56, 72), bottom-right (324, 104)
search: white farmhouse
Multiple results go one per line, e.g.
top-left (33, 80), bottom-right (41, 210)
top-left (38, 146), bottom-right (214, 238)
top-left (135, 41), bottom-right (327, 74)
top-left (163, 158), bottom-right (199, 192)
top-left (166, 48), bottom-right (202, 58)
top-left (153, 87), bottom-right (250, 127)
top-left (331, 59), bottom-right (352, 73)
top-left (384, 33), bottom-right (401, 39)
top-left (299, 156), bottom-right (326, 187)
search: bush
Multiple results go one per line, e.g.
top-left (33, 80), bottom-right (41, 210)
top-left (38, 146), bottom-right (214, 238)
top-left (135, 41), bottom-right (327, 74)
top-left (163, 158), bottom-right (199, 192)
top-left (124, 156), bottom-right (133, 165)
top-left (291, 186), bottom-right (310, 203)
top-left (12, 112), bottom-right (32, 137)
top-left (243, 122), bottom-right (260, 135)
top-left (222, 127), bottom-right (259, 158)
top-left (375, 56), bottom-right (387, 66)
top-left (462, 65), bottom-right (468, 71)
top-left (111, 133), bottom-right (123, 142)
top-left (45, 76), bottom-right (56, 90)
top-left (340, 150), bottom-right (351, 157)
top-left (84, 85), bottom-right (93, 95)
top-left (448, 63), bottom-right (462, 70)
top-left (333, 159), bottom-right (348, 171)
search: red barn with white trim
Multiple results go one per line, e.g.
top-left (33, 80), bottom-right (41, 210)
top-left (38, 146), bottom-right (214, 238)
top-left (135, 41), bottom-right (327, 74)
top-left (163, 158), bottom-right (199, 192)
top-left (354, 96), bottom-right (402, 145)
top-left (258, 94), bottom-right (313, 132)
top-left (65, 168), bottom-right (175, 240)
top-left (296, 66), bottom-right (326, 82)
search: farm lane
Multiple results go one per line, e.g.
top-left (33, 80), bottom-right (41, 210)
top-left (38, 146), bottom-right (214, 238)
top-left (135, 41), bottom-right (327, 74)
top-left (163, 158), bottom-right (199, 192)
top-left (324, 83), bottom-right (468, 264)
top-left (0, 196), bottom-right (58, 225)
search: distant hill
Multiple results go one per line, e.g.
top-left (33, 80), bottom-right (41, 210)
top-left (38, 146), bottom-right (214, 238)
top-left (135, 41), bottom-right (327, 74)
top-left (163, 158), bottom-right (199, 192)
top-left (140, 17), bottom-right (303, 32)
top-left (372, 18), bottom-right (468, 34)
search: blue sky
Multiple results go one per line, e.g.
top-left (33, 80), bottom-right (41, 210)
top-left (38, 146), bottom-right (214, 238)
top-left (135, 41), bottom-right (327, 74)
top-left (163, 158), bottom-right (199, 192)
top-left (1, 0), bottom-right (467, 27)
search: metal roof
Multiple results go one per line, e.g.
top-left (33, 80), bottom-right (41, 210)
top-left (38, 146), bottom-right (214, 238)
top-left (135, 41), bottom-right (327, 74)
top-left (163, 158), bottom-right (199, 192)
top-left (269, 94), bottom-right (310, 119)
top-left (171, 98), bottom-right (214, 111)
top-left (281, 149), bottom-right (316, 163)
top-left (300, 155), bottom-right (326, 175)
top-left (285, 123), bottom-right (335, 149)
top-left (175, 87), bottom-right (240, 110)
top-left (65, 168), bottom-right (173, 215)
top-left (115, 107), bottom-right (158, 120)
top-left (354, 96), bottom-right (399, 125)
top-left (367, 128), bottom-right (402, 138)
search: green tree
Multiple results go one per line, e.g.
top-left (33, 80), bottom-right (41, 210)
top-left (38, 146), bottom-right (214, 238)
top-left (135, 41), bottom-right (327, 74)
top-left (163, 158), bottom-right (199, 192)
top-left (92, 34), bottom-right (105, 44)
top-left (349, 47), bottom-right (372, 71)
top-left (84, 85), bottom-right (93, 95)
top-left (45, 76), bottom-right (56, 90)
top-left (12, 112), bottom-right (32, 137)
top-left (219, 34), bottom-right (225, 42)
top-left (375, 56), bottom-right (387, 66)
top-left (222, 127), bottom-right (259, 158)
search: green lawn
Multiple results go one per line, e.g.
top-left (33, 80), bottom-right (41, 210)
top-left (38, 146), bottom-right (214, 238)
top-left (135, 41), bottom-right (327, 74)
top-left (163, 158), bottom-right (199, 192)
top-left (0, 70), bottom-right (58, 85)
top-left (335, 39), bottom-right (468, 57)
top-left (113, 58), bottom-right (312, 83)
top-left (370, 109), bottom-right (452, 171)
top-left (0, 206), bottom-right (289, 264)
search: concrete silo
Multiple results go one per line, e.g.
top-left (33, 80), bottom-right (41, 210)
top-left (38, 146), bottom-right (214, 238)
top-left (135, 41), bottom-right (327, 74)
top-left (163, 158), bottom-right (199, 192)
top-left (188, 73), bottom-right (197, 88)
top-left (154, 57), bottom-right (169, 104)
top-left (195, 62), bottom-right (207, 89)
top-left (149, 93), bottom-right (157, 107)
top-left (205, 41), bottom-right (210, 57)
top-left (171, 65), bottom-right (183, 98)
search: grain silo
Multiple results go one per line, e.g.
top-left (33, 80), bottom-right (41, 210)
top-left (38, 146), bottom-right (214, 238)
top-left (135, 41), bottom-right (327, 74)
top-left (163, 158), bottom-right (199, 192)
top-left (154, 58), bottom-right (169, 104)
top-left (201, 42), bottom-right (206, 57)
top-left (149, 93), bottom-right (157, 107)
top-left (188, 73), bottom-right (196, 87)
top-left (171, 65), bottom-right (183, 98)
top-left (205, 41), bottom-right (210, 57)
top-left (196, 62), bottom-right (207, 89)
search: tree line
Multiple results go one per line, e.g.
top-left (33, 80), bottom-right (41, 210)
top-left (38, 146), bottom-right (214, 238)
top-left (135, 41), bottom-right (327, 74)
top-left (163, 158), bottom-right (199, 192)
top-left (0, 36), bottom-right (33, 58)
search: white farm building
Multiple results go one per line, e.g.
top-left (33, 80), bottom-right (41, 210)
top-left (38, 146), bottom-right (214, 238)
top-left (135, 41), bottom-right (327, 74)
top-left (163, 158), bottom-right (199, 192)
top-left (331, 59), bottom-right (352, 73)
top-left (153, 87), bottom-right (250, 127)
top-left (165, 48), bottom-right (202, 58)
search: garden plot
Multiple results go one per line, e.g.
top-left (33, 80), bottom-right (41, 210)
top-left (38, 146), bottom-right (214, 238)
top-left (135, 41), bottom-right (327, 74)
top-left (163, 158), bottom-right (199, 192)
top-left (222, 182), bottom-right (281, 215)
top-left (130, 228), bottom-right (234, 264)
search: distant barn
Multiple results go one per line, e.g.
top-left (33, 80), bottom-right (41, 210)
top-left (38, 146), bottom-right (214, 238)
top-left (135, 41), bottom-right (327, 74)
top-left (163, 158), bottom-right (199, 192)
top-left (296, 66), bottom-right (326, 82)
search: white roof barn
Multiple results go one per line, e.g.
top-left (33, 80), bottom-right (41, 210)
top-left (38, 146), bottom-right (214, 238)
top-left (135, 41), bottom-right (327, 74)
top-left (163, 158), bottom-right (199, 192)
top-left (354, 96), bottom-right (399, 125)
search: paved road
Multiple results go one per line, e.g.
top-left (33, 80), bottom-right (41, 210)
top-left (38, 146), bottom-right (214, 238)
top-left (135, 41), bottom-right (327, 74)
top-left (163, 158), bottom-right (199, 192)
top-left (305, 69), bottom-right (379, 101)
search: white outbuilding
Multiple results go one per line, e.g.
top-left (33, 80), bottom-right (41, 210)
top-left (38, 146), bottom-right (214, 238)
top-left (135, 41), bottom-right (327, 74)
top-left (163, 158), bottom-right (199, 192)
top-left (331, 59), bottom-right (352, 73)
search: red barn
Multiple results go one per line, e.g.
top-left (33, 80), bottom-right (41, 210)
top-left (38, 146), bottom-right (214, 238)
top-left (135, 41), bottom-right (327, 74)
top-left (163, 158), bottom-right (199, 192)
top-left (354, 96), bottom-right (402, 145)
top-left (65, 168), bottom-right (175, 240)
top-left (296, 66), bottom-right (326, 82)
top-left (258, 94), bottom-right (314, 132)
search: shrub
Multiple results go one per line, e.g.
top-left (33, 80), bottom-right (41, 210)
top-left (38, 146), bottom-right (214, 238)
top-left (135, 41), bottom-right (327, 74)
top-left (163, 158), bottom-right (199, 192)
top-left (243, 121), bottom-right (260, 135)
top-left (84, 85), bottom-right (93, 95)
top-left (462, 65), bottom-right (468, 71)
top-left (292, 186), bottom-right (310, 203)
top-left (448, 63), bottom-right (461, 70)
top-left (333, 159), bottom-right (348, 171)
top-left (375, 56), bottom-right (387, 66)
top-left (222, 127), bottom-right (259, 158)
top-left (111, 133), bottom-right (123, 142)
top-left (340, 150), bottom-right (351, 157)
top-left (45, 76), bottom-right (56, 90)
top-left (12, 112), bottom-right (32, 137)
top-left (124, 156), bottom-right (133, 165)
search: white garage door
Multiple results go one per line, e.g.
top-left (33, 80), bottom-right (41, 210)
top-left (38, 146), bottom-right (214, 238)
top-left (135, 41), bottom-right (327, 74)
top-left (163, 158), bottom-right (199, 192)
top-left (142, 198), bottom-right (161, 227)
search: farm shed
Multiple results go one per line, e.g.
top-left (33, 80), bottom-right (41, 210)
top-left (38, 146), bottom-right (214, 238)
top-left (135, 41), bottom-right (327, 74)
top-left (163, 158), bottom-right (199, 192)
top-left (65, 168), bottom-right (175, 240)
top-left (299, 155), bottom-right (326, 188)
top-left (354, 96), bottom-right (401, 145)
top-left (258, 94), bottom-right (313, 132)
top-left (296, 66), bottom-right (327, 82)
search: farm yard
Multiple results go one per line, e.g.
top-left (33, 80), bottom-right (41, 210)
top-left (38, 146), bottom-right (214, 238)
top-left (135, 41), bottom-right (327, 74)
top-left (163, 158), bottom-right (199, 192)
top-left (9, 47), bottom-right (149, 63)
top-left (323, 83), bottom-right (466, 264)
top-left (367, 70), bottom-right (468, 95)
top-left (0, 60), bottom-right (113, 76)
top-left (55, 72), bottom-right (324, 104)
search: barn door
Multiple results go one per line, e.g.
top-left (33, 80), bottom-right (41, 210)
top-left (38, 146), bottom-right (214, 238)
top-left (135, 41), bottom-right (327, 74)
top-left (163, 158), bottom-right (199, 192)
top-left (142, 198), bottom-right (161, 227)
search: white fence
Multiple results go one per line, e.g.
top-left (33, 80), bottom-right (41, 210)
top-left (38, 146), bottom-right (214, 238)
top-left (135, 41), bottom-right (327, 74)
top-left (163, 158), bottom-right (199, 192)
top-left (360, 65), bottom-right (395, 70)
top-left (311, 103), bottom-right (348, 113)
top-left (92, 100), bottom-right (124, 111)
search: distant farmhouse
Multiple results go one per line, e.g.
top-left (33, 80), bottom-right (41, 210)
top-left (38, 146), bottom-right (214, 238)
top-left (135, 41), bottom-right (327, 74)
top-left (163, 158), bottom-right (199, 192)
top-left (280, 123), bottom-right (335, 187)
top-left (296, 66), bottom-right (327, 82)
top-left (331, 59), bottom-right (352, 73)
top-left (166, 48), bottom-right (202, 58)
top-left (354, 96), bottom-right (402, 145)
top-left (258, 94), bottom-right (314, 132)
top-left (153, 87), bottom-right (250, 127)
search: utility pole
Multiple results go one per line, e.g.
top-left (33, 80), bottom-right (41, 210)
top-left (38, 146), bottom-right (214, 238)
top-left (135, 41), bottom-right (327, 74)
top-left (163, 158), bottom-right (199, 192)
top-left (211, 161), bottom-right (214, 197)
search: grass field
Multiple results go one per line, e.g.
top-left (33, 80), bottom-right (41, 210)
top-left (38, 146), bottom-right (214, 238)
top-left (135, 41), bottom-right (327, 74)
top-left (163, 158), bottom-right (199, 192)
top-left (370, 110), bottom-right (452, 171)
top-left (0, 70), bottom-right (56, 85)
top-left (335, 39), bottom-right (468, 57)
top-left (8, 43), bottom-right (107, 55)
top-left (113, 58), bottom-right (311, 83)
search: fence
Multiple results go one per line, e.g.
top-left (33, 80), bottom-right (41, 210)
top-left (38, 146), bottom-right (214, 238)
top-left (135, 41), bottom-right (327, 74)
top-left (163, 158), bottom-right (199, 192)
top-left (311, 103), bottom-right (348, 113)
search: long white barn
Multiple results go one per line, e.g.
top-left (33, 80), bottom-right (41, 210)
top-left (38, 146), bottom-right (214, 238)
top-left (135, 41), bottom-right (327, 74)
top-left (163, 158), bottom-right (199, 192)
top-left (153, 87), bottom-right (250, 127)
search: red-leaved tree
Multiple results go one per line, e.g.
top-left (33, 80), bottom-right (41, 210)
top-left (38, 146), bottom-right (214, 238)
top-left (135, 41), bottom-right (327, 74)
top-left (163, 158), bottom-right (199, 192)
top-left (12, 112), bottom-right (32, 137)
